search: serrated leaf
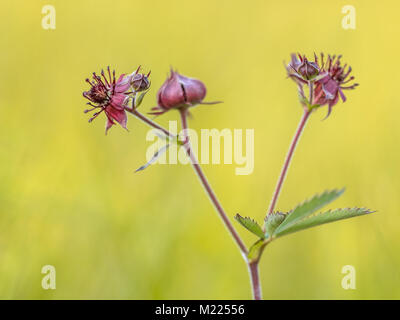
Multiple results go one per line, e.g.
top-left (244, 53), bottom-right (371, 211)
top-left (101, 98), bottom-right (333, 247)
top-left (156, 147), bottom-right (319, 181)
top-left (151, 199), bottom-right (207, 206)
top-left (275, 189), bottom-right (344, 234)
top-left (234, 214), bottom-right (265, 239)
top-left (275, 207), bottom-right (374, 237)
top-left (135, 144), bottom-right (169, 172)
top-left (264, 212), bottom-right (286, 238)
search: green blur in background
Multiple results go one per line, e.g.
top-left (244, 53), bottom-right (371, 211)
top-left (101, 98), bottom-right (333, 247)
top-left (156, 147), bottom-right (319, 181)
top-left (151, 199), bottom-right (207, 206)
top-left (0, 0), bottom-right (398, 299)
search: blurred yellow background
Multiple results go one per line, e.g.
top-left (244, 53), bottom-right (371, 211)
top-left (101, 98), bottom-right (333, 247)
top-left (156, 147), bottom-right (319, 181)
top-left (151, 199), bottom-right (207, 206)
top-left (0, 0), bottom-right (398, 299)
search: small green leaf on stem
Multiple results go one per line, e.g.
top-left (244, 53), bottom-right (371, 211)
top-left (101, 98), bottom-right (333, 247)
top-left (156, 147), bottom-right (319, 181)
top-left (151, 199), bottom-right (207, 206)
top-left (264, 212), bottom-right (287, 238)
top-left (134, 91), bottom-right (149, 109)
top-left (247, 239), bottom-right (271, 262)
top-left (235, 214), bottom-right (265, 239)
top-left (135, 144), bottom-right (169, 172)
top-left (248, 239), bottom-right (265, 261)
top-left (274, 207), bottom-right (374, 237)
top-left (275, 189), bottom-right (344, 234)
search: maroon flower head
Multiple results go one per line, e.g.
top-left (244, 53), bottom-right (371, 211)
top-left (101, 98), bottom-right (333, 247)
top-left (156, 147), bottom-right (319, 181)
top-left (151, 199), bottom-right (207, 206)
top-left (313, 54), bottom-right (358, 113)
top-left (287, 53), bottom-right (358, 116)
top-left (83, 67), bottom-right (132, 134)
top-left (150, 70), bottom-right (207, 115)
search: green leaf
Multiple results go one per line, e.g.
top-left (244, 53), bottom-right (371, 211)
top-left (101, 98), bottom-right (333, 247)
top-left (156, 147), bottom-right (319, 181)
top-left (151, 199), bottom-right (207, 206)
top-left (234, 214), bottom-right (265, 239)
top-left (275, 189), bottom-right (344, 235)
top-left (134, 90), bottom-right (148, 108)
top-left (274, 207), bottom-right (374, 237)
top-left (264, 212), bottom-right (286, 238)
top-left (135, 144), bottom-right (169, 172)
top-left (247, 239), bottom-right (266, 261)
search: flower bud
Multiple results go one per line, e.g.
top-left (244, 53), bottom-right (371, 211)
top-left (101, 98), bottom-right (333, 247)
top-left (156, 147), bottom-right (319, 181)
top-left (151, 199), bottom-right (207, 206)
top-left (297, 59), bottom-right (319, 80)
top-left (151, 70), bottom-right (206, 115)
top-left (131, 71), bottom-right (151, 92)
top-left (287, 54), bottom-right (320, 84)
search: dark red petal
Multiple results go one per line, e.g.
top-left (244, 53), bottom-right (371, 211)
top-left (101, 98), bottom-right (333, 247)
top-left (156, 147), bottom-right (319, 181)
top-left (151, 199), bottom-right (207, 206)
top-left (105, 106), bottom-right (127, 129)
top-left (105, 117), bottom-right (115, 135)
top-left (110, 93), bottom-right (128, 110)
top-left (115, 74), bottom-right (131, 93)
top-left (322, 78), bottom-right (339, 100)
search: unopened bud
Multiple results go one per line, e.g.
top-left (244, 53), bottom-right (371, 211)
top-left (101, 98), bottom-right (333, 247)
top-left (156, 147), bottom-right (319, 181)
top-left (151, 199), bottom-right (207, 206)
top-left (131, 72), bottom-right (151, 92)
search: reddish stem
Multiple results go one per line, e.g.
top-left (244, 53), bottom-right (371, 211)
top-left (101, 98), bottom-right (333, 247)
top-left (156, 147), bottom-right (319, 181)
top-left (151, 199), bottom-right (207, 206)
top-left (267, 110), bottom-right (311, 214)
top-left (128, 108), bottom-right (257, 298)
top-left (248, 262), bottom-right (262, 300)
top-left (126, 108), bottom-right (174, 139)
top-left (179, 108), bottom-right (248, 256)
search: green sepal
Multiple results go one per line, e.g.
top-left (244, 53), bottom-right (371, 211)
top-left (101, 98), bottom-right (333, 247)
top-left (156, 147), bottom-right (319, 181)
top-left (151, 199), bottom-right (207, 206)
top-left (134, 90), bottom-right (149, 108)
top-left (247, 238), bottom-right (271, 262)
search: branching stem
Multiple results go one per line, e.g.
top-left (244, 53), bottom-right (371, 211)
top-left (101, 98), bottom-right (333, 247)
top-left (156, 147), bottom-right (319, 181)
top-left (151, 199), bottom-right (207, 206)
top-left (267, 109), bottom-right (311, 215)
top-left (179, 108), bottom-right (248, 256)
top-left (128, 107), bottom-right (266, 299)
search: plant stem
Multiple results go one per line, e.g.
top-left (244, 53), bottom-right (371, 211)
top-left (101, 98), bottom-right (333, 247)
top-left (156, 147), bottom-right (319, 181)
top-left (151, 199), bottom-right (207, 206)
top-left (128, 108), bottom-right (247, 254)
top-left (128, 108), bottom-right (258, 299)
top-left (179, 108), bottom-right (248, 256)
top-left (267, 109), bottom-right (311, 215)
top-left (126, 108), bottom-right (174, 139)
top-left (248, 261), bottom-right (262, 300)
top-left (180, 108), bottom-right (263, 299)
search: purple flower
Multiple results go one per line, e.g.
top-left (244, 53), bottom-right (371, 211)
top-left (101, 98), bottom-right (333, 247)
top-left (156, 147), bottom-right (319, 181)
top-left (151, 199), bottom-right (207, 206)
top-left (313, 54), bottom-right (358, 114)
top-left (287, 53), bottom-right (358, 116)
top-left (83, 67), bottom-right (132, 134)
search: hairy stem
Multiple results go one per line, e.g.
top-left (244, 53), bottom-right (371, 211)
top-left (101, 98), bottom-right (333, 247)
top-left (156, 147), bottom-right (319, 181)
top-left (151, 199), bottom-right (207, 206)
top-left (248, 262), bottom-right (262, 300)
top-left (180, 108), bottom-right (264, 299)
top-left (128, 108), bottom-right (247, 254)
top-left (126, 108), bottom-right (174, 139)
top-left (128, 107), bottom-right (259, 299)
top-left (179, 108), bottom-right (248, 256)
top-left (267, 109), bottom-right (311, 214)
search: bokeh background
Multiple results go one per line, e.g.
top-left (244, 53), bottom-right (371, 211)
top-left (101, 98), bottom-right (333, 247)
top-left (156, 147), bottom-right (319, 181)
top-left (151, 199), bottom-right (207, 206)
top-left (0, 0), bottom-right (398, 299)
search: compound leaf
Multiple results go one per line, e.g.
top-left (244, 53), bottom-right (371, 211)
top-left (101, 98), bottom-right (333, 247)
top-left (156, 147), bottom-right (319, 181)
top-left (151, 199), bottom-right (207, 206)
top-left (275, 207), bottom-right (374, 238)
top-left (275, 189), bottom-right (344, 234)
